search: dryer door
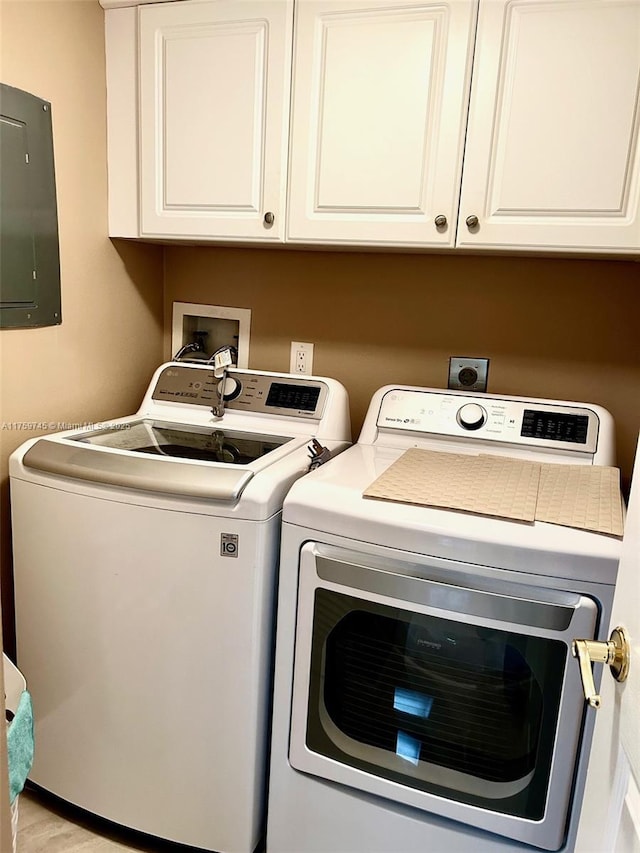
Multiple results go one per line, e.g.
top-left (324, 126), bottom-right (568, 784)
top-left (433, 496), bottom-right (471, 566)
top-left (289, 544), bottom-right (599, 852)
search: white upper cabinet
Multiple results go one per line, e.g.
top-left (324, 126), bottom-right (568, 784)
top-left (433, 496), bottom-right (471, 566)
top-left (137, 0), bottom-right (293, 241)
top-left (285, 0), bottom-right (477, 247)
top-left (458, 0), bottom-right (640, 253)
top-left (104, 0), bottom-right (640, 254)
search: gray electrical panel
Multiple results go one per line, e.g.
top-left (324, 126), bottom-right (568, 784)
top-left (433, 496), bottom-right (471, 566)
top-left (0, 83), bottom-right (61, 328)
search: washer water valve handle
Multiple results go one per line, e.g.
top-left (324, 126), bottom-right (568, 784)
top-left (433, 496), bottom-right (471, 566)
top-left (174, 340), bottom-right (203, 361)
top-left (572, 626), bottom-right (630, 709)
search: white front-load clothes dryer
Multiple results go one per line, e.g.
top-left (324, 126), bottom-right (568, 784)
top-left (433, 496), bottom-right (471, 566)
top-left (10, 362), bottom-right (350, 853)
top-left (266, 385), bottom-right (622, 853)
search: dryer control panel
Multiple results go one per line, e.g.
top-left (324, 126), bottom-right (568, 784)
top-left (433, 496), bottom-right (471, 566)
top-left (376, 389), bottom-right (601, 455)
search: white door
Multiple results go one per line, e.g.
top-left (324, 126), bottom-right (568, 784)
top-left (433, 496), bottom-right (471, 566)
top-left (138, 0), bottom-right (293, 241)
top-left (575, 434), bottom-right (640, 851)
top-left (286, 0), bottom-right (477, 247)
top-left (458, 0), bottom-right (640, 254)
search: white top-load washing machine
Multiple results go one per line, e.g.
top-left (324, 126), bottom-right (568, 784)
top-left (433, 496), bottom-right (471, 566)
top-left (10, 362), bottom-right (350, 853)
top-left (266, 385), bottom-right (622, 853)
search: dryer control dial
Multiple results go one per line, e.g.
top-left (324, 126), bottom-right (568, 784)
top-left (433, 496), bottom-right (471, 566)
top-left (457, 403), bottom-right (487, 431)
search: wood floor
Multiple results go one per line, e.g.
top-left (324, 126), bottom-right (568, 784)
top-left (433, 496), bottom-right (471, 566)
top-left (16, 787), bottom-right (200, 852)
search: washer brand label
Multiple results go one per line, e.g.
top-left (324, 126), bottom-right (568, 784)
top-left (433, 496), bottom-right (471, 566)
top-left (220, 533), bottom-right (238, 558)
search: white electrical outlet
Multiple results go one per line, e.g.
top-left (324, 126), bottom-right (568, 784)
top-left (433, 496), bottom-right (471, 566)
top-left (290, 341), bottom-right (314, 375)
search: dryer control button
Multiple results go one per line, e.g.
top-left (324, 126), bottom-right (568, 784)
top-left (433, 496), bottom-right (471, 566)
top-left (457, 403), bottom-right (487, 431)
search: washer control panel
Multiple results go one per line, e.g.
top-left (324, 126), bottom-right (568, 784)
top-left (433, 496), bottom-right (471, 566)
top-left (152, 365), bottom-right (329, 419)
top-left (377, 389), bottom-right (600, 454)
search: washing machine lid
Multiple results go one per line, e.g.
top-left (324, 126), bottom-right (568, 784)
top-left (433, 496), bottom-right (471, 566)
top-left (22, 420), bottom-right (303, 502)
top-left (73, 420), bottom-right (292, 464)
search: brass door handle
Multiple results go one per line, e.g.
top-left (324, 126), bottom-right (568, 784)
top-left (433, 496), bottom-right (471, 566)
top-left (572, 626), bottom-right (630, 709)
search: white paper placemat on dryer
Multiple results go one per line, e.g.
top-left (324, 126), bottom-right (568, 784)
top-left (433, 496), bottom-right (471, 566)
top-left (536, 462), bottom-right (624, 536)
top-left (363, 448), bottom-right (624, 536)
top-left (363, 448), bottom-right (541, 522)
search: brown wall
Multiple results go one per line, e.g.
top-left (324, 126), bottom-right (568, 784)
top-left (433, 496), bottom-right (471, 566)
top-left (0, 0), bottom-right (165, 660)
top-left (164, 247), bottom-right (640, 492)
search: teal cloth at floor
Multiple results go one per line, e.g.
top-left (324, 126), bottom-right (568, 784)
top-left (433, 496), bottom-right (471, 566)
top-left (7, 689), bottom-right (34, 804)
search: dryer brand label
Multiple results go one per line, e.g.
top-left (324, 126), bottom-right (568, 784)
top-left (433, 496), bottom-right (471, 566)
top-left (220, 533), bottom-right (238, 558)
top-left (416, 639), bottom-right (442, 651)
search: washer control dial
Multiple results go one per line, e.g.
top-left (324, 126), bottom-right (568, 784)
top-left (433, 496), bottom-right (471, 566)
top-left (457, 403), bottom-right (487, 431)
top-left (217, 376), bottom-right (242, 401)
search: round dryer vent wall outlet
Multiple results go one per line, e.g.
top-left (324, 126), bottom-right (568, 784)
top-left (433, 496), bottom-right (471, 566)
top-left (448, 357), bottom-right (490, 393)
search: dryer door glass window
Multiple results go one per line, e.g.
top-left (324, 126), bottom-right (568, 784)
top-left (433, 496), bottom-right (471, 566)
top-left (305, 590), bottom-right (566, 821)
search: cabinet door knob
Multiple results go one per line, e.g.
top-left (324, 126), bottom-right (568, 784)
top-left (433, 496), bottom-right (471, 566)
top-left (264, 211), bottom-right (275, 226)
top-left (434, 214), bottom-right (447, 228)
top-left (466, 214), bottom-right (479, 229)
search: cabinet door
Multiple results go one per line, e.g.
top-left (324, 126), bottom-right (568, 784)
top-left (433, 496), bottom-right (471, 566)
top-left (286, 0), bottom-right (477, 247)
top-left (139, 0), bottom-right (293, 241)
top-left (458, 0), bottom-right (640, 254)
